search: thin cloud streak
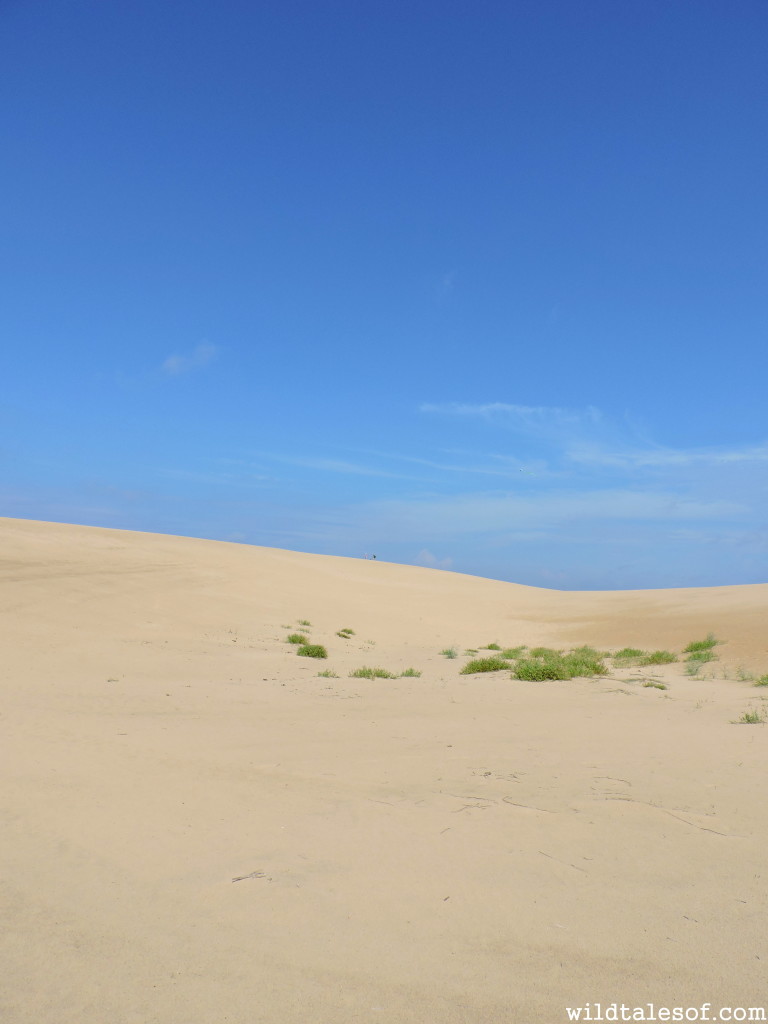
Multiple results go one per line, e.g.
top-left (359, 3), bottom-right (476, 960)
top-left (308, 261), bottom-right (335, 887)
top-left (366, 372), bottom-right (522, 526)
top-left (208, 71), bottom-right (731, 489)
top-left (568, 441), bottom-right (768, 468)
top-left (352, 448), bottom-right (555, 479)
top-left (420, 401), bottom-right (601, 428)
top-left (322, 488), bottom-right (746, 546)
top-left (252, 453), bottom-right (419, 480)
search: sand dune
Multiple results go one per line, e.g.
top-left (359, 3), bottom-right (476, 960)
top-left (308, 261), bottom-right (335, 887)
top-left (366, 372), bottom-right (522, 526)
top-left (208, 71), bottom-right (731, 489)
top-left (2, 517), bottom-right (767, 1023)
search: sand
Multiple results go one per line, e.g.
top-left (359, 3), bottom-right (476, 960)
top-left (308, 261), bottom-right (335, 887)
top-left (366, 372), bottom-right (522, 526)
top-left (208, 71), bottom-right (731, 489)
top-left (2, 517), bottom-right (767, 1023)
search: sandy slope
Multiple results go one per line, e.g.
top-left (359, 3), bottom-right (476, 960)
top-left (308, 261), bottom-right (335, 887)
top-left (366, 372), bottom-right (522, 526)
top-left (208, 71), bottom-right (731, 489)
top-left (2, 517), bottom-right (767, 1023)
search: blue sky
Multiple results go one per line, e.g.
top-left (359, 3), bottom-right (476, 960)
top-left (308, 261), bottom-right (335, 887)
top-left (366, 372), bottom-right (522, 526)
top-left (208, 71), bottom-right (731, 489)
top-left (2, 0), bottom-right (767, 589)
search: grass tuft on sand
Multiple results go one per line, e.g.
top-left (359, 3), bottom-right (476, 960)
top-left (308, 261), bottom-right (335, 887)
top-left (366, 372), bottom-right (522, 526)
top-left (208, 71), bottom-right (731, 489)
top-left (297, 644), bottom-right (327, 659)
top-left (734, 708), bottom-right (766, 724)
top-left (514, 646), bottom-right (608, 681)
top-left (683, 633), bottom-right (719, 654)
top-left (460, 656), bottom-right (510, 674)
top-left (639, 650), bottom-right (677, 666)
top-left (349, 666), bottom-right (398, 679)
top-left (501, 646), bottom-right (527, 659)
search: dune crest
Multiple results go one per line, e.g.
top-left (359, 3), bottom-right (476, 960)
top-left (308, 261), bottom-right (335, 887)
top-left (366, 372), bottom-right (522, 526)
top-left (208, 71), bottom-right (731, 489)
top-left (2, 518), bottom-right (767, 1023)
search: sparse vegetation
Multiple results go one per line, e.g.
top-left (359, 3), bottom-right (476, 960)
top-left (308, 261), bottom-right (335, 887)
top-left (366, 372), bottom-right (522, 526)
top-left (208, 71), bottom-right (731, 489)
top-left (317, 670), bottom-right (339, 678)
top-left (734, 709), bottom-right (766, 724)
top-left (686, 649), bottom-right (716, 664)
top-left (613, 647), bottom-right (645, 662)
top-left (642, 680), bottom-right (668, 690)
top-left (349, 666), bottom-right (398, 679)
top-left (297, 619), bottom-right (312, 627)
top-left (336, 627), bottom-right (355, 638)
top-left (400, 668), bottom-right (421, 677)
top-left (460, 656), bottom-right (511, 674)
top-left (297, 644), bottom-right (327, 659)
top-left (286, 633), bottom-right (310, 644)
top-left (514, 645), bottom-right (608, 681)
top-left (568, 646), bottom-right (609, 675)
top-left (463, 649), bottom-right (479, 656)
top-left (501, 646), bottom-right (527, 659)
top-left (514, 658), bottom-right (570, 680)
top-left (753, 675), bottom-right (768, 687)
top-left (484, 643), bottom-right (502, 651)
top-left (440, 647), bottom-right (458, 659)
top-left (683, 633), bottom-right (719, 654)
top-left (639, 650), bottom-right (677, 666)
top-left (685, 663), bottom-right (705, 676)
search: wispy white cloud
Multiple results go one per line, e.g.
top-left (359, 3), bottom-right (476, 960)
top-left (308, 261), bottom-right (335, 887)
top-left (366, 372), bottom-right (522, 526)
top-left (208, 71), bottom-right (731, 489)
top-left (253, 453), bottom-right (416, 479)
top-left (161, 342), bottom-right (218, 376)
top-left (420, 401), bottom-right (600, 425)
top-left (159, 467), bottom-right (270, 485)
top-left (294, 457), bottom-right (404, 477)
top-left (325, 488), bottom-right (746, 546)
top-left (421, 401), bottom-right (768, 479)
top-left (420, 402), bottom-right (602, 443)
top-left (353, 447), bottom-right (556, 479)
top-left (567, 441), bottom-right (768, 468)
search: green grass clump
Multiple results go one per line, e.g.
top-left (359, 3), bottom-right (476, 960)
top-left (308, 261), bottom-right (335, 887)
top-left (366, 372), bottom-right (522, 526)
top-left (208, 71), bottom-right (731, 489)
top-left (686, 649), bottom-right (716, 664)
top-left (460, 656), bottom-right (511, 674)
top-left (688, 651), bottom-right (720, 667)
top-left (463, 648), bottom-right (479, 656)
top-left (349, 666), bottom-right (397, 679)
top-left (514, 657), bottom-right (570, 680)
top-left (286, 633), bottom-right (310, 644)
top-left (513, 645), bottom-right (607, 681)
top-left (613, 647), bottom-right (645, 661)
top-left (567, 646), bottom-right (609, 675)
top-left (642, 680), bottom-right (668, 690)
top-left (501, 646), bottom-right (527, 659)
top-left (336, 628), bottom-right (355, 638)
top-left (753, 675), bottom-right (768, 687)
top-left (400, 668), bottom-right (422, 677)
top-left (297, 644), bottom-right (327, 659)
top-left (440, 647), bottom-right (458, 659)
top-left (317, 670), bottom-right (339, 678)
top-left (683, 633), bottom-right (719, 654)
top-left (639, 650), bottom-right (677, 666)
top-left (297, 619), bottom-right (312, 627)
top-left (484, 642), bottom-right (502, 651)
top-left (734, 709), bottom-right (766, 724)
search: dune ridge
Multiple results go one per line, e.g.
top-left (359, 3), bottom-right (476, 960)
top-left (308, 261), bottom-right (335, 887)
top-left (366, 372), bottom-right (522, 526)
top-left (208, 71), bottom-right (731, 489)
top-left (2, 518), bottom-right (767, 1023)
